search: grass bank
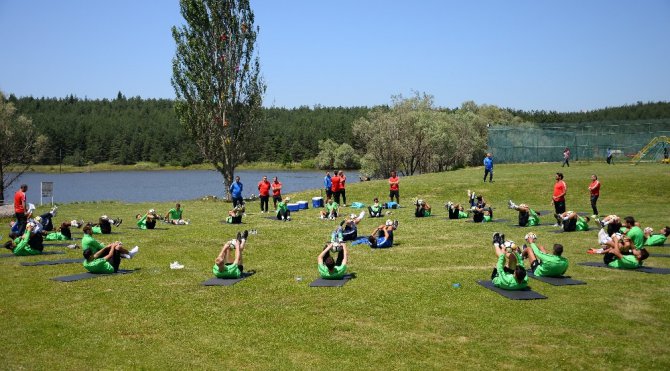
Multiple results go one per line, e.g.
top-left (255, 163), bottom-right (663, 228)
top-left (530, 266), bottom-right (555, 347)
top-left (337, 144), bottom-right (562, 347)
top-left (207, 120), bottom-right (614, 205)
top-left (23, 160), bottom-right (324, 173)
top-left (1, 162), bottom-right (669, 369)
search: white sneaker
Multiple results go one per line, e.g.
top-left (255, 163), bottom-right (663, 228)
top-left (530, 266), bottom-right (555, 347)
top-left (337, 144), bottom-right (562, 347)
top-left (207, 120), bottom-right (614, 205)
top-left (358, 211), bottom-right (365, 220)
top-left (508, 200), bottom-right (515, 209)
top-left (67, 244), bottom-right (78, 249)
top-left (128, 246), bottom-right (139, 258)
top-left (50, 205), bottom-right (58, 216)
top-left (170, 261), bottom-right (185, 269)
top-left (287, 216), bottom-right (291, 221)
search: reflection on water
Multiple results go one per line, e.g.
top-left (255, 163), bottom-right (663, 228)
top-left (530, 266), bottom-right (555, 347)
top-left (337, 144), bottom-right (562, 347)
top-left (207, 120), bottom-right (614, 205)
top-left (6, 169), bottom-right (359, 204)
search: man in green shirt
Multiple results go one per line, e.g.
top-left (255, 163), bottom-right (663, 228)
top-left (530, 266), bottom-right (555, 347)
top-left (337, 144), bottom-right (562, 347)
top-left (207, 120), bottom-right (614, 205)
top-left (3, 224), bottom-right (42, 256)
top-left (212, 231), bottom-right (248, 279)
top-left (644, 226), bottom-right (669, 246)
top-left (603, 236), bottom-right (648, 269)
top-left (414, 199), bottom-right (432, 217)
top-left (508, 200), bottom-right (541, 227)
top-left (136, 209), bottom-right (158, 230)
top-left (320, 198), bottom-right (339, 220)
top-left (83, 240), bottom-right (138, 274)
top-left (317, 242), bottom-right (348, 279)
top-left (276, 197), bottom-right (291, 221)
top-left (490, 232), bottom-right (528, 290)
top-left (557, 211), bottom-right (590, 232)
top-left (368, 197), bottom-right (383, 218)
top-left (446, 202), bottom-right (469, 219)
top-left (522, 232), bottom-right (569, 277)
top-left (166, 203), bottom-right (189, 225)
top-left (622, 216), bottom-right (644, 250)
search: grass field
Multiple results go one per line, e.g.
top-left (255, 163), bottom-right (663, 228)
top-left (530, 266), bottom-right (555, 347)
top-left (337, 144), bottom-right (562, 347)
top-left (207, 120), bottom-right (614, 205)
top-left (1, 162), bottom-right (669, 370)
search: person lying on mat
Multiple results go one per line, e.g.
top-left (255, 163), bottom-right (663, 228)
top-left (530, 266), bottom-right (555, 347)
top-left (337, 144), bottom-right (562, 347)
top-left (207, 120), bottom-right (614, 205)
top-left (86, 215), bottom-right (122, 234)
top-left (445, 201), bottom-right (469, 220)
top-left (333, 211), bottom-right (366, 242)
top-left (644, 226), bottom-right (669, 246)
top-left (521, 232), bottom-right (568, 277)
top-left (368, 220), bottom-right (398, 248)
top-left (33, 205), bottom-right (58, 232)
top-left (508, 200), bottom-right (541, 227)
top-left (276, 197), bottom-right (291, 221)
top-left (414, 199), bottom-right (432, 217)
top-left (555, 211), bottom-right (590, 232)
top-left (166, 203), bottom-right (189, 225)
top-left (3, 223), bottom-right (43, 256)
top-left (602, 236), bottom-right (648, 269)
top-left (136, 209), bottom-right (159, 230)
top-left (368, 197), bottom-right (383, 218)
top-left (43, 221), bottom-right (73, 241)
top-left (213, 231), bottom-right (248, 279)
top-left (491, 232), bottom-right (527, 290)
top-left (621, 216), bottom-right (645, 250)
top-left (83, 241), bottom-right (138, 274)
top-left (472, 195), bottom-right (494, 223)
top-left (320, 198), bottom-right (339, 220)
top-left (317, 242), bottom-right (348, 279)
top-left (226, 203), bottom-right (245, 224)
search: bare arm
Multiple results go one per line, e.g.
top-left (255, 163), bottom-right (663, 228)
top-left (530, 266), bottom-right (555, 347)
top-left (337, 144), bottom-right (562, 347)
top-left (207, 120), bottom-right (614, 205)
top-left (341, 244), bottom-right (348, 266)
top-left (317, 244), bottom-right (331, 264)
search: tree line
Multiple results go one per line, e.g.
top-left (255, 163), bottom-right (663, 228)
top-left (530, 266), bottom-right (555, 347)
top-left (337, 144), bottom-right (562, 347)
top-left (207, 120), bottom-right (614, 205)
top-left (5, 93), bottom-right (670, 172)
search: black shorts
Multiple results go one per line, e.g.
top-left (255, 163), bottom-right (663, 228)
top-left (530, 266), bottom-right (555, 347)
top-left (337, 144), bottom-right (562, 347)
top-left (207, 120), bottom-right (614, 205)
top-left (530, 260), bottom-right (541, 273)
top-left (563, 218), bottom-right (577, 232)
top-left (518, 211), bottom-right (529, 227)
top-left (389, 190), bottom-right (399, 199)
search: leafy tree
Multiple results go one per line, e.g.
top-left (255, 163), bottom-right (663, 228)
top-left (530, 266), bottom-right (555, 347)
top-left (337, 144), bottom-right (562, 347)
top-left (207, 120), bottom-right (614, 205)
top-left (333, 143), bottom-right (360, 169)
top-left (0, 92), bottom-right (47, 204)
top-left (315, 139), bottom-right (338, 169)
top-left (172, 0), bottom-right (265, 198)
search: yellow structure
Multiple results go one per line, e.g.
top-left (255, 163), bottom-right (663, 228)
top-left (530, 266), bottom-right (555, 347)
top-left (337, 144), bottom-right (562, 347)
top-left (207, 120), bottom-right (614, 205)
top-left (632, 136), bottom-right (670, 164)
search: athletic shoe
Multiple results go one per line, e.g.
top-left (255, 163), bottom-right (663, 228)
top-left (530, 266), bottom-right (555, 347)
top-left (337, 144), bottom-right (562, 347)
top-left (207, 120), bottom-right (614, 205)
top-left (287, 216), bottom-right (291, 221)
top-left (67, 244), bottom-right (78, 249)
top-left (50, 205), bottom-right (58, 216)
top-left (185, 219), bottom-right (190, 225)
top-left (393, 220), bottom-right (399, 229)
top-left (446, 201), bottom-right (453, 209)
top-left (170, 261), bottom-right (185, 269)
top-left (492, 232), bottom-right (501, 245)
top-left (500, 233), bottom-right (506, 244)
top-left (508, 200), bottom-right (515, 209)
top-left (242, 230), bottom-right (249, 240)
top-left (128, 246), bottom-right (139, 258)
top-left (236, 232), bottom-right (242, 241)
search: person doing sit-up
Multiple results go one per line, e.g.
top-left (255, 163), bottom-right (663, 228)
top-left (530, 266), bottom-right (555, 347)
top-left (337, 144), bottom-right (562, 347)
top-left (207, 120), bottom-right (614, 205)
top-left (166, 203), bottom-right (189, 225)
top-left (136, 209), bottom-right (159, 230)
top-left (213, 231), bottom-right (248, 279)
top-left (490, 232), bottom-right (527, 290)
top-left (320, 198), bottom-right (339, 220)
top-left (332, 211), bottom-right (366, 242)
top-left (414, 199), bottom-right (432, 217)
top-left (4, 223), bottom-right (43, 256)
top-left (602, 235), bottom-right (649, 269)
top-left (445, 201), bottom-right (469, 220)
top-left (508, 200), bottom-right (541, 227)
top-left (521, 232), bottom-right (568, 277)
top-left (317, 242), bottom-right (348, 279)
top-left (644, 226), bottom-right (669, 246)
top-left (555, 211), bottom-right (590, 232)
top-left (472, 195), bottom-right (494, 223)
top-left (368, 220), bottom-right (398, 248)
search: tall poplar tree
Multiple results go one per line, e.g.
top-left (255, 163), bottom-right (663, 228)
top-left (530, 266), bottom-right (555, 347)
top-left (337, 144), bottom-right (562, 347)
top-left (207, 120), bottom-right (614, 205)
top-left (172, 0), bottom-right (265, 197)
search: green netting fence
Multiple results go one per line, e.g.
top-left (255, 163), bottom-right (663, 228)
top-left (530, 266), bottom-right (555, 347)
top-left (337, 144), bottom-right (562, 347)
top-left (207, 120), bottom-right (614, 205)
top-left (487, 120), bottom-right (670, 163)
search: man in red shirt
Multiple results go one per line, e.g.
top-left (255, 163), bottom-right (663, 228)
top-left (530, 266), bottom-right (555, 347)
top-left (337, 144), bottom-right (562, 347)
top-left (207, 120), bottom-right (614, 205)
top-left (588, 174), bottom-right (601, 217)
top-left (552, 173), bottom-right (567, 223)
top-left (331, 172), bottom-right (341, 205)
top-left (338, 171), bottom-right (347, 207)
top-left (389, 171), bottom-right (399, 204)
top-left (14, 184), bottom-right (28, 236)
top-left (271, 177), bottom-right (282, 210)
top-left (257, 176), bottom-right (271, 213)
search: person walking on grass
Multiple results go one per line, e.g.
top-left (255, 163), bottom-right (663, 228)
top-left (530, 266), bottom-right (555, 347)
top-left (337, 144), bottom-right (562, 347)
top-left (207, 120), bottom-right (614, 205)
top-left (562, 147), bottom-right (570, 167)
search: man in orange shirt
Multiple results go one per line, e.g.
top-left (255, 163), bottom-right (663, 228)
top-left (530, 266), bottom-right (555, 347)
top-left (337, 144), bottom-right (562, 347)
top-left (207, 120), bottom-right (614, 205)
top-left (257, 176), bottom-right (271, 213)
top-left (389, 170), bottom-right (399, 204)
top-left (588, 174), bottom-right (601, 217)
top-left (552, 173), bottom-right (567, 225)
top-left (271, 177), bottom-right (282, 210)
top-left (14, 184), bottom-right (29, 236)
top-left (331, 172), bottom-right (341, 205)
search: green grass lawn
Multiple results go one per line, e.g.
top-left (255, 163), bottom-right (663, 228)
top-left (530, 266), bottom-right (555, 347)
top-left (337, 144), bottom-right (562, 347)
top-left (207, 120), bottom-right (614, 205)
top-left (1, 162), bottom-right (669, 369)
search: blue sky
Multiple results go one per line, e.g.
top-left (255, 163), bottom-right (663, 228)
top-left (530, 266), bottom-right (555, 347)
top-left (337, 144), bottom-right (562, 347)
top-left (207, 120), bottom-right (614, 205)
top-left (1, 0), bottom-right (668, 111)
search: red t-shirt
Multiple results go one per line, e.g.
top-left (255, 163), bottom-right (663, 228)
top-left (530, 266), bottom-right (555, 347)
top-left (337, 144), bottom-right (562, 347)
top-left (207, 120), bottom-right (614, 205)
top-left (340, 174), bottom-right (346, 189)
top-left (589, 180), bottom-right (600, 196)
top-left (389, 176), bottom-right (399, 191)
top-left (258, 181), bottom-right (271, 197)
top-left (553, 180), bottom-right (566, 201)
top-left (331, 176), bottom-right (341, 192)
top-left (14, 190), bottom-right (26, 213)
top-left (271, 181), bottom-right (282, 196)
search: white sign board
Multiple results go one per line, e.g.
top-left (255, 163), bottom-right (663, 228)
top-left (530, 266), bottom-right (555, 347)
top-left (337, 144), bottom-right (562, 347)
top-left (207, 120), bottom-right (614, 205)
top-left (41, 182), bottom-right (54, 205)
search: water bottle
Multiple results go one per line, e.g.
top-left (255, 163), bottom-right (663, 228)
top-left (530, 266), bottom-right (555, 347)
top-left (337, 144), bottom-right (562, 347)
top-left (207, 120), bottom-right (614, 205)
top-left (452, 283), bottom-right (461, 288)
top-left (295, 276), bottom-right (303, 282)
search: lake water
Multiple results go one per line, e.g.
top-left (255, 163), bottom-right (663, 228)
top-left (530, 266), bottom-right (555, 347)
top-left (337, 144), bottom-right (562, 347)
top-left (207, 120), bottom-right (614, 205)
top-left (6, 169), bottom-right (359, 204)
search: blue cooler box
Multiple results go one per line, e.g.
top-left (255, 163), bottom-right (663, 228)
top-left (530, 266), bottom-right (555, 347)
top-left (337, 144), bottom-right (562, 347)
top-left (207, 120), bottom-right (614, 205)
top-left (312, 197), bottom-right (324, 208)
top-left (287, 203), bottom-right (300, 212)
top-left (297, 201), bottom-right (308, 209)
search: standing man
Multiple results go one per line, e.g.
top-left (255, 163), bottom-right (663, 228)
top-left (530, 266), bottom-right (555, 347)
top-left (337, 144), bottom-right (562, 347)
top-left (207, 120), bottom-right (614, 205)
top-left (271, 176), bottom-right (282, 210)
top-left (588, 174), bottom-right (601, 217)
top-left (257, 176), bottom-right (271, 213)
top-left (552, 173), bottom-right (567, 225)
top-left (606, 148), bottom-right (613, 164)
top-left (483, 153), bottom-right (493, 183)
top-left (14, 184), bottom-right (29, 236)
top-left (323, 171), bottom-right (332, 200)
top-left (339, 171), bottom-right (347, 207)
top-left (389, 170), bottom-right (399, 204)
top-left (330, 171), bottom-right (341, 205)
top-left (229, 176), bottom-right (244, 207)
top-left (562, 147), bottom-right (570, 167)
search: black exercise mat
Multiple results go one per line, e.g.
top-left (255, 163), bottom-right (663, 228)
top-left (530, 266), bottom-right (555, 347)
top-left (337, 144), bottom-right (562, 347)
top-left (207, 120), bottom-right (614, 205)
top-left (476, 280), bottom-right (547, 300)
top-left (202, 271), bottom-right (255, 286)
top-left (22, 258), bottom-right (83, 266)
top-left (309, 273), bottom-right (355, 287)
top-left (51, 269), bottom-right (137, 282)
top-left (509, 224), bottom-right (546, 228)
top-left (464, 219), bottom-right (509, 223)
top-left (550, 229), bottom-right (593, 234)
top-left (649, 253), bottom-right (670, 258)
top-left (0, 251), bottom-right (65, 258)
top-left (128, 227), bottom-right (170, 230)
top-left (527, 271), bottom-right (585, 286)
top-left (578, 262), bottom-right (670, 274)
top-left (43, 242), bottom-right (76, 247)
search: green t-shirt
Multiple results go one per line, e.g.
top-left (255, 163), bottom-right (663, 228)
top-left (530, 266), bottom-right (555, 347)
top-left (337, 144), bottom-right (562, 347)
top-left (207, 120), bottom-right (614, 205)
top-left (531, 243), bottom-right (569, 277)
top-left (626, 226), bottom-right (644, 250)
top-left (458, 211), bottom-right (468, 219)
top-left (92, 225), bottom-right (102, 234)
top-left (13, 231), bottom-right (40, 256)
top-left (608, 255), bottom-right (640, 269)
top-left (83, 258), bottom-right (115, 274)
top-left (576, 217), bottom-right (589, 231)
top-left (370, 204), bottom-right (382, 213)
top-left (424, 209), bottom-right (432, 216)
top-left (136, 214), bottom-right (148, 230)
top-left (318, 263), bottom-right (347, 279)
top-left (82, 234), bottom-right (105, 254)
top-left (492, 254), bottom-right (528, 290)
top-left (169, 208), bottom-right (182, 220)
top-left (483, 215), bottom-right (492, 222)
top-left (276, 202), bottom-right (288, 214)
top-left (527, 209), bottom-right (540, 226)
top-left (213, 263), bottom-right (241, 279)
top-left (325, 202), bottom-right (339, 213)
top-left (45, 232), bottom-right (68, 241)
top-left (645, 234), bottom-right (667, 246)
